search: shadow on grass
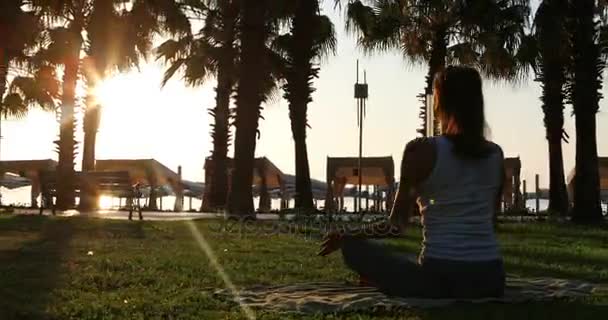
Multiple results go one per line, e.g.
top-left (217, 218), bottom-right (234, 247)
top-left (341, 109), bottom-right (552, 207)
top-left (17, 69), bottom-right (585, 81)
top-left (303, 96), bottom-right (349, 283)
top-left (498, 222), bottom-right (608, 244)
top-left (0, 216), bottom-right (150, 319)
top-left (0, 216), bottom-right (76, 319)
top-left (304, 301), bottom-right (608, 320)
top-left (503, 245), bottom-right (608, 270)
top-left (419, 301), bottom-right (608, 320)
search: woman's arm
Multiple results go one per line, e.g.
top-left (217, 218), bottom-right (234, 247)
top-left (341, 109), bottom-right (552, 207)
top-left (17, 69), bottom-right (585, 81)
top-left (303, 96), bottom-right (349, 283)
top-left (319, 138), bottom-right (435, 256)
top-left (390, 138), bottom-right (435, 230)
top-left (494, 147), bottom-right (506, 227)
top-left (387, 175), bottom-right (416, 232)
top-left (346, 138), bottom-right (436, 238)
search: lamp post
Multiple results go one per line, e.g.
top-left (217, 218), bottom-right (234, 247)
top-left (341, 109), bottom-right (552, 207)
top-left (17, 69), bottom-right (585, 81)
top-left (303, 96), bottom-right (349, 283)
top-left (425, 94), bottom-right (434, 137)
top-left (354, 60), bottom-right (368, 214)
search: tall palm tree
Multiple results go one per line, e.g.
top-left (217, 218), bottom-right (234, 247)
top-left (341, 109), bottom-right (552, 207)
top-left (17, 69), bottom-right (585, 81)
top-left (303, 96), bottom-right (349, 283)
top-left (80, 0), bottom-right (189, 210)
top-left (274, 0), bottom-right (336, 210)
top-left (340, 0), bottom-right (530, 135)
top-left (35, 23), bottom-right (82, 210)
top-left (31, 0), bottom-right (190, 210)
top-left (518, 0), bottom-right (571, 215)
top-left (227, 0), bottom-right (279, 217)
top-left (83, 0), bottom-right (190, 173)
top-left (159, 1), bottom-right (285, 215)
top-left (157, 0), bottom-right (239, 211)
top-left (567, 0), bottom-right (605, 223)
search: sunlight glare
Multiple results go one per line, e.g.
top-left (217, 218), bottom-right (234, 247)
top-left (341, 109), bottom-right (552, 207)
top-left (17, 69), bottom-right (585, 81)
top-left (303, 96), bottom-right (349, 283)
top-left (99, 195), bottom-right (114, 210)
top-left (185, 221), bottom-right (256, 320)
top-left (92, 71), bottom-right (171, 157)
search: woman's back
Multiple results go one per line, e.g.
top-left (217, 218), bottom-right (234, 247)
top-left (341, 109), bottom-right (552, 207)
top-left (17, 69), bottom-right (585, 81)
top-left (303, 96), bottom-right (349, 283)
top-left (418, 136), bottom-right (503, 262)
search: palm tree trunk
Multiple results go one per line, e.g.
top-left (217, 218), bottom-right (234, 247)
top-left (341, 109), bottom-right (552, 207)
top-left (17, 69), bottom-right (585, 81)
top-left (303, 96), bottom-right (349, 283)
top-left (292, 118), bottom-right (314, 209)
top-left (82, 105), bottom-right (99, 172)
top-left (285, 0), bottom-right (317, 210)
top-left (0, 48), bottom-right (8, 168)
top-left (421, 29), bottom-right (447, 136)
top-left (546, 128), bottom-right (569, 214)
top-left (0, 48), bottom-right (7, 108)
top-left (227, 0), bottom-right (269, 217)
top-left (572, 111), bottom-right (603, 222)
top-left (55, 31), bottom-right (82, 210)
top-left (208, 65), bottom-right (232, 210)
top-left (82, 76), bottom-right (100, 173)
top-left (538, 0), bottom-right (569, 216)
top-left (80, 85), bottom-right (101, 211)
top-left (0, 49), bottom-right (6, 206)
top-left (570, 0), bottom-right (604, 223)
top-left (543, 83), bottom-right (569, 215)
top-left (208, 1), bottom-right (237, 210)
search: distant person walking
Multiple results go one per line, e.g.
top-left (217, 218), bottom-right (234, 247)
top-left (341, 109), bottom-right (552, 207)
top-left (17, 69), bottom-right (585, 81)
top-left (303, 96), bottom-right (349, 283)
top-left (319, 66), bottom-right (506, 299)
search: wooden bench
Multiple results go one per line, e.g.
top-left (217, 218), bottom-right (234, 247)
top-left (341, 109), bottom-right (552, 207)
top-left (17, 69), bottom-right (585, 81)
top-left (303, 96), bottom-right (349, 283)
top-left (39, 171), bottom-right (143, 220)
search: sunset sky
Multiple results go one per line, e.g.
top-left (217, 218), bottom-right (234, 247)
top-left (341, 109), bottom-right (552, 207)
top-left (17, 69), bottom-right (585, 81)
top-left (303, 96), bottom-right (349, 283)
top-left (2, 0), bottom-right (607, 190)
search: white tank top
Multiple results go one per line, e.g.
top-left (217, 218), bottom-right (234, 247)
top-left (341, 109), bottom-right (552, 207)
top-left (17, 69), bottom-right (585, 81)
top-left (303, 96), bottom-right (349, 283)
top-left (418, 136), bottom-right (502, 262)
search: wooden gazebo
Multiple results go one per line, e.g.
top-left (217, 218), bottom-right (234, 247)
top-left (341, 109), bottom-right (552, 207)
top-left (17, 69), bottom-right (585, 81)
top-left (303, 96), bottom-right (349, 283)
top-left (324, 156), bottom-right (395, 212)
top-left (0, 159), bottom-right (58, 207)
top-left (202, 156), bottom-right (285, 212)
top-left (96, 159), bottom-right (183, 211)
top-left (504, 157), bottom-right (523, 210)
top-left (567, 157), bottom-right (608, 205)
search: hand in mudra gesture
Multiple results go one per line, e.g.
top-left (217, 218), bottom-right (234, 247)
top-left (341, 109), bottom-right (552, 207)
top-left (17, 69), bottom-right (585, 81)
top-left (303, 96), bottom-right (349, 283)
top-left (317, 230), bottom-right (344, 257)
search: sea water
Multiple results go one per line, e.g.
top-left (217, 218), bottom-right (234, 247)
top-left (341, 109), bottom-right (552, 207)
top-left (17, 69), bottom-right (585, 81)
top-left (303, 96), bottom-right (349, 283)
top-left (2, 186), bottom-right (606, 214)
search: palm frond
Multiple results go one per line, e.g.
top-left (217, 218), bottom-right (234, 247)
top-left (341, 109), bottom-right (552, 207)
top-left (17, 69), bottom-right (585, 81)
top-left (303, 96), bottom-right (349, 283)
top-left (1, 64), bottom-right (59, 118)
top-left (133, 0), bottom-right (191, 36)
top-left (314, 15), bottom-right (338, 60)
top-left (1, 93), bottom-right (28, 119)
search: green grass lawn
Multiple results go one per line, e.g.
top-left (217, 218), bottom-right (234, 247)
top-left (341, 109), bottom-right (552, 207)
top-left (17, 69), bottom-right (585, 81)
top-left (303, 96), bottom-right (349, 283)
top-left (0, 215), bottom-right (607, 319)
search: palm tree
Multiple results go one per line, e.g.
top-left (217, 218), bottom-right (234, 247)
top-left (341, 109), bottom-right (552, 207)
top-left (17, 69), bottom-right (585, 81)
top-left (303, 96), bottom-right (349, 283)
top-left (157, 0), bottom-right (239, 211)
top-left (31, 0), bottom-right (190, 210)
top-left (0, 0), bottom-right (41, 160)
top-left (83, 0), bottom-right (190, 173)
top-left (28, 0), bottom-right (85, 210)
top-left (79, 1), bottom-right (188, 210)
top-left (518, 0), bottom-right (571, 215)
top-left (227, 0), bottom-right (279, 217)
top-left (274, 0), bottom-right (336, 210)
top-left (340, 0), bottom-right (530, 135)
top-left (0, 64), bottom-right (59, 206)
top-left (567, 0), bottom-right (605, 223)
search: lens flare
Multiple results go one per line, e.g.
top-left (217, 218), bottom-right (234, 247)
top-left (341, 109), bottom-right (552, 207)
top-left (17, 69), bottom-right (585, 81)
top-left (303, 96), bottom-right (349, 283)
top-left (185, 221), bottom-right (256, 320)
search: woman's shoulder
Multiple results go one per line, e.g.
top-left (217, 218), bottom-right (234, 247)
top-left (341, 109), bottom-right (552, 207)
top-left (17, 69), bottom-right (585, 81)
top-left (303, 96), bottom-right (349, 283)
top-left (405, 136), bottom-right (436, 154)
top-left (483, 140), bottom-right (504, 158)
top-left (402, 137), bottom-right (436, 183)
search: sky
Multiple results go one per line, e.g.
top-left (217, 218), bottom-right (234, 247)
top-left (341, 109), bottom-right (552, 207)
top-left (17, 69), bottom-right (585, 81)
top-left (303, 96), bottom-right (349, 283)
top-left (2, 0), bottom-right (607, 190)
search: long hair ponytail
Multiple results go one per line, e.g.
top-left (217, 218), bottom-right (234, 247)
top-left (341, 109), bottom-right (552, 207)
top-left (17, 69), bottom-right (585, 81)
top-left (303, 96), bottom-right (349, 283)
top-left (433, 66), bottom-right (492, 158)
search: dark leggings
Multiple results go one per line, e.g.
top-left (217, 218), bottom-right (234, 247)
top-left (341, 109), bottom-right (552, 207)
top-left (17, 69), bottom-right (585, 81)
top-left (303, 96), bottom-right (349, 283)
top-left (341, 236), bottom-right (505, 298)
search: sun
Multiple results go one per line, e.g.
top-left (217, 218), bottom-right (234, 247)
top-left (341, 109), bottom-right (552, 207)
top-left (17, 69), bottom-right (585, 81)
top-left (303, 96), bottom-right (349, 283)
top-left (87, 64), bottom-right (212, 176)
top-left (94, 73), bottom-right (151, 113)
top-left (99, 195), bottom-right (114, 210)
top-left (92, 68), bottom-right (170, 143)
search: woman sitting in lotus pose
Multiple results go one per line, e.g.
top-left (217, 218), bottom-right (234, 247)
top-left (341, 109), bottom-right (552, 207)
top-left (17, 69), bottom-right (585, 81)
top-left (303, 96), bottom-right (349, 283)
top-left (319, 66), bottom-right (505, 299)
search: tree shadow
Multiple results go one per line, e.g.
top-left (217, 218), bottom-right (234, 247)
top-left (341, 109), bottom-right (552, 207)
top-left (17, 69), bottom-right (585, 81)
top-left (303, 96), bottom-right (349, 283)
top-left (418, 301), bottom-right (608, 320)
top-left (502, 250), bottom-right (608, 283)
top-left (0, 216), bottom-right (76, 319)
top-left (332, 301), bottom-right (608, 320)
top-left (498, 222), bottom-right (608, 244)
